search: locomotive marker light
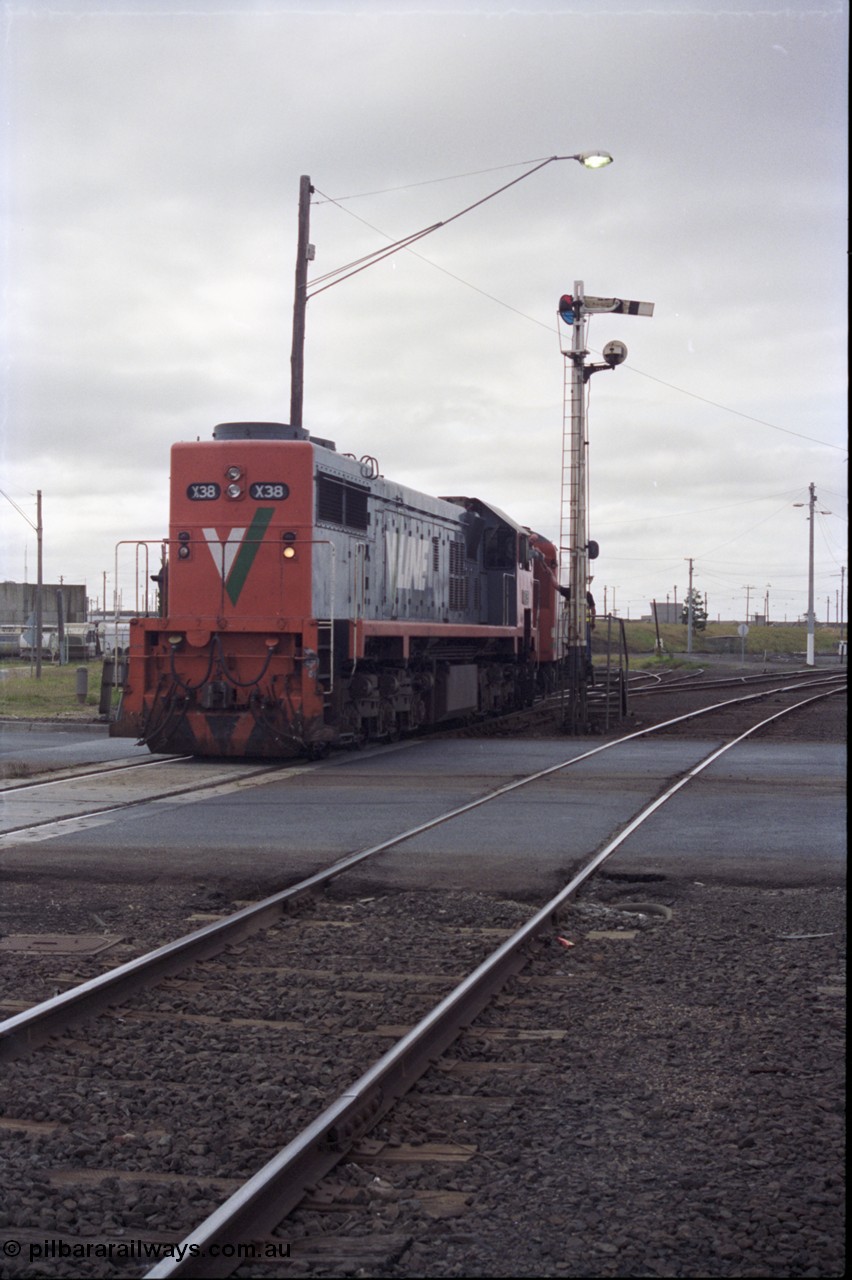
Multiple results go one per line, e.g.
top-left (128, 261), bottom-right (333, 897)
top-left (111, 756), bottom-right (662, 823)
top-left (290, 152), bottom-right (614, 429)
top-left (558, 283), bottom-right (654, 732)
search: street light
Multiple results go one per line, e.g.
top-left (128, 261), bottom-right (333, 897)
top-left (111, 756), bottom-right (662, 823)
top-left (289, 151), bottom-right (613, 429)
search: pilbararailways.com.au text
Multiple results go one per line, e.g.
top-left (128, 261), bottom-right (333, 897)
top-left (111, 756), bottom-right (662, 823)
top-left (3, 1238), bottom-right (291, 1264)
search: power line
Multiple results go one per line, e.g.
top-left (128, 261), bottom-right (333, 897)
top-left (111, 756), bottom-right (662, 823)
top-left (316, 188), bottom-right (844, 453)
top-left (312, 157), bottom-right (555, 204)
top-left (615, 362), bottom-right (843, 450)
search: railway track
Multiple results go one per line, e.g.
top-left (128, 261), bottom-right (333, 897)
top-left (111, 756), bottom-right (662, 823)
top-left (440, 666), bottom-right (846, 740)
top-left (0, 673), bottom-right (844, 1045)
top-left (627, 665), bottom-right (846, 697)
top-left (0, 755), bottom-right (190, 790)
top-left (0, 682), bottom-right (844, 1278)
top-left (0, 757), bottom-right (310, 845)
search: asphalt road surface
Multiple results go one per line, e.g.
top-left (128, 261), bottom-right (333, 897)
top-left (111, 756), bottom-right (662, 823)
top-left (0, 718), bottom-right (844, 894)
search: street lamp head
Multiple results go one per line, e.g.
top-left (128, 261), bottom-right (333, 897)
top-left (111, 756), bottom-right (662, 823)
top-left (574, 151), bottom-right (614, 169)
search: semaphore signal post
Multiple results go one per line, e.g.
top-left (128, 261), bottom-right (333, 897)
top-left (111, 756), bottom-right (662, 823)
top-left (557, 282), bottom-right (654, 732)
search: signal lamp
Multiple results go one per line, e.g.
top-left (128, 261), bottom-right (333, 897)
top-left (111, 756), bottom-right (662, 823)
top-left (226, 483), bottom-right (244, 499)
top-left (558, 294), bottom-right (576, 325)
top-left (178, 544), bottom-right (191, 559)
top-left (226, 465), bottom-right (243, 480)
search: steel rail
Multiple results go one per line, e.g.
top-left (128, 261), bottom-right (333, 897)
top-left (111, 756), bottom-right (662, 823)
top-left (630, 669), bottom-right (846, 697)
top-left (145, 683), bottom-right (844, 1278)
top-left (0, 677), bottom-right (843, 1062)
top-left (0, 753), bottom-right (191, 794)
top-left (0, 760), bottom-right (298, 840)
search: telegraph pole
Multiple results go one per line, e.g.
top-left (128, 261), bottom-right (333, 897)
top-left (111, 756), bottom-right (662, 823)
top-left (742, 584), bottom-right (755, 624)
top-left (289, 175), bottom-right (314, 432)
top-left (287, 154), bottom-right (613, 434)
top-left (794, 483), bottom-right (816, 665)
top-left (35, 490), bottom-right (43, 679)
top-left (841, 566), bottom-right (845, 645)
top-left (793, 483), bottom-right (831, 666)
top-left (685, 557), bottom-right (694, 655)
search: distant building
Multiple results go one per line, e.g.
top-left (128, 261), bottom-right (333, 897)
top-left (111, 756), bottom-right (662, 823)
top-left (649, 601), bottom-right (680, 624)
top-left (0, 581), bottom-right (87, 627)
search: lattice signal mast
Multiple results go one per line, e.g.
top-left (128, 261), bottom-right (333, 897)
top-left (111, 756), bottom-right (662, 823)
top-left (557, 283), bottom-right (654, 731)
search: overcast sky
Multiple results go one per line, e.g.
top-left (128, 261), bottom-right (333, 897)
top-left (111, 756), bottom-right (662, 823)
top-left (1, 0), bottom-right (847, 624)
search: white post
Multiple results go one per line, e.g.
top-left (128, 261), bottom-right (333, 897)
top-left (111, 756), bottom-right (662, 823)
top-left (806, 482), bottom-right (816, 666)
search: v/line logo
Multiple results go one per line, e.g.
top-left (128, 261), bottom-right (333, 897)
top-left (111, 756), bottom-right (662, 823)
top-left (202, 507), bottom-right (275, 605)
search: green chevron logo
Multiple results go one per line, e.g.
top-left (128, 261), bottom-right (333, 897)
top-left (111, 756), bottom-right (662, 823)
top-left (202, 507), bottom-right (274, 605)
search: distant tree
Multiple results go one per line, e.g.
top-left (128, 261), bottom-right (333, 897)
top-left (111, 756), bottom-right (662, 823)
top-left (681, 588), bottom-right (708, 631)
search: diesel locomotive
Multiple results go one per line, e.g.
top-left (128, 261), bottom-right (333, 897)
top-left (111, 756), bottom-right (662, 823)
top-left (111, 421), bottom-right (564, 757)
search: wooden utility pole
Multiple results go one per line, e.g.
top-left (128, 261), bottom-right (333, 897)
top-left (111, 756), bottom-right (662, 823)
top-left (289, 175), bottom-right (314, 431)
top-left (806, 482), bottom-right (816, 665)
top-left (35, 489), bottom-right (43, 679)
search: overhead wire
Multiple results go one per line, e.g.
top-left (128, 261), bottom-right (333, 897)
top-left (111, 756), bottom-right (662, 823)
top-left (308, 156), bottom-right (560, 299)
top-left (311, 181), bottom-right (844, 453)
top-left (309, 166), bottom-right (845, 615)
top-left (311, 157), bottom-right (555, 204)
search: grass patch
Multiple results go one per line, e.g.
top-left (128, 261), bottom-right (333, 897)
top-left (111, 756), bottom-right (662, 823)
top-left (605, 621), bottom-right (845, 658)
top-left (0, 662), bottom-right (104, 720)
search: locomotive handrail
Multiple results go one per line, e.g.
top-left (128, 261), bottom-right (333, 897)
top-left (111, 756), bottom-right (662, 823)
top-left (501, 572), bottom-right (514, 626)
top-left (307, 539), bottom-right (336, 694)
top-left (114, 538), bottom-right (167, 621)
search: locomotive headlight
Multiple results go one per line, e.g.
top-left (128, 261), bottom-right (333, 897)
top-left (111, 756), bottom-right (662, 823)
top-left (225, 465), bottom-right (243, 481)
top-left (283, 545), bottom-right (296, 559)
top-left (226, 482), bottom-right (244, 499)
top-left (282, 531), bottom-right (297, 560)
top-left (178, 544), bottom-right (191, 559)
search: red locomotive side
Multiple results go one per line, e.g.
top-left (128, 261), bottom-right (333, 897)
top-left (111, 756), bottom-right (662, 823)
top-left (529, 532), bottom-right (561, 668)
